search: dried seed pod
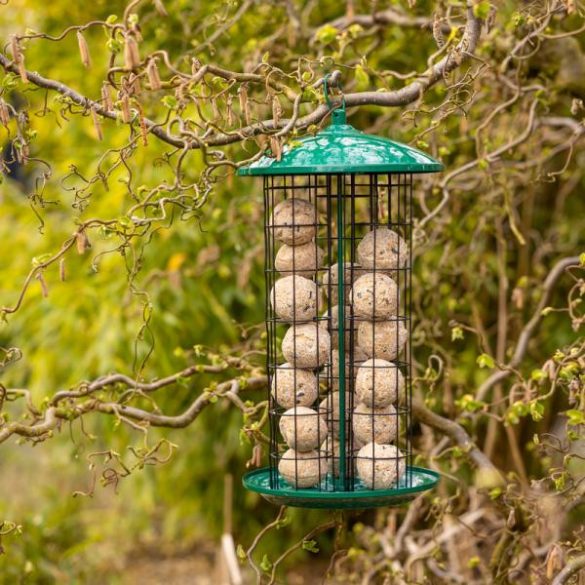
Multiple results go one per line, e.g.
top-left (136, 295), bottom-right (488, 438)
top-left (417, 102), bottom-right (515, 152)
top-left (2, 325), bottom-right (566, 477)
top-left (270, 136), bottom-right (282, 161)
top-left (130, 73), bottom-right (142, 95)
top-left (138, 109), bottom-right (148, 146)
top-left (120, 94), bottom-right (131, 123)
top-left (10, 35), bottom-right (27, 83)
top-left (226, 94), bottom-right (234, 126)
top-left (191, 57), bottom-right (201, 74)
top-left (91, 107), bottom-right (103, 141)
top-left (238, 85), bottom-right (250, 124)
top-left (10, 35), bottom-right (21, 63)
top-left (124, 35), bottom-right (140, 69)
top-left (146, 59), bottom-right (162, 90)
top-left (432, 14), bottom-right (445, 48)
top-left (211, 98), bottom-right (220, 120)
top-left (272, 94), bottom-right (282, 127)
top-left (37, 273), bottom-right (49, 298)
top-left (0, 99), bottom-right (10, 127)
top-left (153, 0), bottom-right (168, 16)
top-left (101, 83), bottom-right (114, 111)
top-left (76, 31), bottom-right (92, 68)
top-left (76, 231), bottom-right (91, 254)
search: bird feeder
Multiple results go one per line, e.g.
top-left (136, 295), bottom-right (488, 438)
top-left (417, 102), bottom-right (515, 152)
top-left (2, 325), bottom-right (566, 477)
top-left (238, 85), bottom-right (442, 509)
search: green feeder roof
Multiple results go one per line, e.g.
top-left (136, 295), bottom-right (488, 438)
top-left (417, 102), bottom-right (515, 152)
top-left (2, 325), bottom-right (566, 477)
top-left (237, 109), bottom-right (443, 176)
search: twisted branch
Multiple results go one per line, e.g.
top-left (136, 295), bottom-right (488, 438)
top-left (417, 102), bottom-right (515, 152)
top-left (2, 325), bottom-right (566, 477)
top-left (0, 3), bottom-right (482, 150)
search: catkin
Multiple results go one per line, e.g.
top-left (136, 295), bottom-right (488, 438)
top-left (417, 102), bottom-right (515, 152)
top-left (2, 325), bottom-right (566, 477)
top-left (272, 95), bottom-right (282, 127)
top-left (76, 31), bottom-right (92, 68)
top-left (238, 85), bottom-right (250, 125)
top-left (146, 59), bottom-right (162, 90)
top-left (121, 94), bottom-right (131, 123)
top-left (124, 36), bottom-right (140, 69)
top-left (91, 107), bottom-right (103, 141)
top-left (0, 99), bottom-right (10, 127)
top-left (153, 0), bottom-right (168, 16)
top-left (101, 83), bottom-right (114, 111)
top-left (10, 35), bottom-right (27, 83)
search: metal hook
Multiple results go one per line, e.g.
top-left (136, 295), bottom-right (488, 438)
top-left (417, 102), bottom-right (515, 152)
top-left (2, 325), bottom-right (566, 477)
top-left (323, 71), bottom-right (346, 114)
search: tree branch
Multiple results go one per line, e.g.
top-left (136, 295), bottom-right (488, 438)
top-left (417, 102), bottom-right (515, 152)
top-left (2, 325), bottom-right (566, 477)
top-left (551, 552), bottom-right (585, 585)
top-left (413, 398), bottom-right (501, 477)
top-left (0, 3), bottom-right (482, 150)
top-left (476, 255), bottom-right (581, 401)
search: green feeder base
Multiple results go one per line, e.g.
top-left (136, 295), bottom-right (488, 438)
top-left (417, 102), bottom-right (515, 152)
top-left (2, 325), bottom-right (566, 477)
top-left (243, 466), bottom-right (439, 509)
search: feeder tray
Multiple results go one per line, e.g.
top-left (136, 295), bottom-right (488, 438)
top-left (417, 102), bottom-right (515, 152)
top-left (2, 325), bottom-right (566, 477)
top-left (243, 466), bottom-right (440, 509)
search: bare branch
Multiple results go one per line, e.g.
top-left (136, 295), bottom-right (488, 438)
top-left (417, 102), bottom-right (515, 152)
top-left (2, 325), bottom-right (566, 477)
top-left (0, 3), bottom-right (482, 150)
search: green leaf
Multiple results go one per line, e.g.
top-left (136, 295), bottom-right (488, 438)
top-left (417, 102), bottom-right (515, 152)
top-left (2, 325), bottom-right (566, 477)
top-left (529, 401), bottom-right (544, 422)
top-left (347, 24), bottom-right (363, 38)
top-left (566, 409), bottom-right (585, 426)
top-left (477, 353), bottom-right (495, 369)
top-left (580, 252), bottom-right (585, 266)
top-left (553, 471), bottom-right (567, 491)
top-left (31, 253), bottom-right (52, 267)
top-left (275, 512), bottom-right (290, 529)
top-left (315, 24), bottom-right (338, 45)
top-left (260, 554), bottom-right (272, 573)
top-left (489, 487), bottom-right (502, 500)
top-left (559, 362), bottom-right (579, 380)
top-left (302, 539), bottom-right (319, 553)
top-left (451, 326), bottom-right (464, 341)
top-left (161, 95), bottom-right (178, 110)
top-left (455, 394), bottom-right (485, 413)
top-left (354, 65), bottom-right (369, 90)
top-left (106, 38), bottom-right (122, 53)
top-left (473, 1), bottom-right (491, 20)
top-left (236, 544), bottom-right (246, 561)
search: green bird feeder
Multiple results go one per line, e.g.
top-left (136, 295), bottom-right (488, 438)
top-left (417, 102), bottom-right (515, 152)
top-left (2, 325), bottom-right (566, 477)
top-left (238, 86), bottom-right (441, 509)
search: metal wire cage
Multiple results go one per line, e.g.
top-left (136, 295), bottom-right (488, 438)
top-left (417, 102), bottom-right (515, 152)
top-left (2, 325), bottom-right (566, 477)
top-left (239, 107), bottom-right (442, 509)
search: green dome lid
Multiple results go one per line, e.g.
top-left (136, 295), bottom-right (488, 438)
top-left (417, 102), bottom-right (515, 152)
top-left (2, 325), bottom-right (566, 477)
top-left (237, 109), bottom-right (443, 176)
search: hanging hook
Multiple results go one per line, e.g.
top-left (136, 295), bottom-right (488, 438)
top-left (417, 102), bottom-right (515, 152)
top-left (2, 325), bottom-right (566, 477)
top-left (322, 71), bottom-right (346, 115)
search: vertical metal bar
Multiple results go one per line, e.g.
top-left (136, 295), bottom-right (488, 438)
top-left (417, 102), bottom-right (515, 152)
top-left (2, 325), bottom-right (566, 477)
top-left (349, 173), bottom-right (356, 490)
top-left (407, 173), bottom-right (413, 486)
top-left (336, 173), bottom-right (347, 490)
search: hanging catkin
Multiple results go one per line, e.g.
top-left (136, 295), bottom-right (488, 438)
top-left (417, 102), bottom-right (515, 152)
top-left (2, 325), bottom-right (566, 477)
top-left (76, 31), bottom-right (92, 68)
top-left (146, 59), bottom-right (162, 90)
top-left (124, 36), bottom-right (140, 69)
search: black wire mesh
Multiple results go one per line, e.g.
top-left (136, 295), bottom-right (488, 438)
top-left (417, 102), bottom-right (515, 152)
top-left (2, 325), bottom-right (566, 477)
top-left (264, 173), bottom-right (413, 492)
